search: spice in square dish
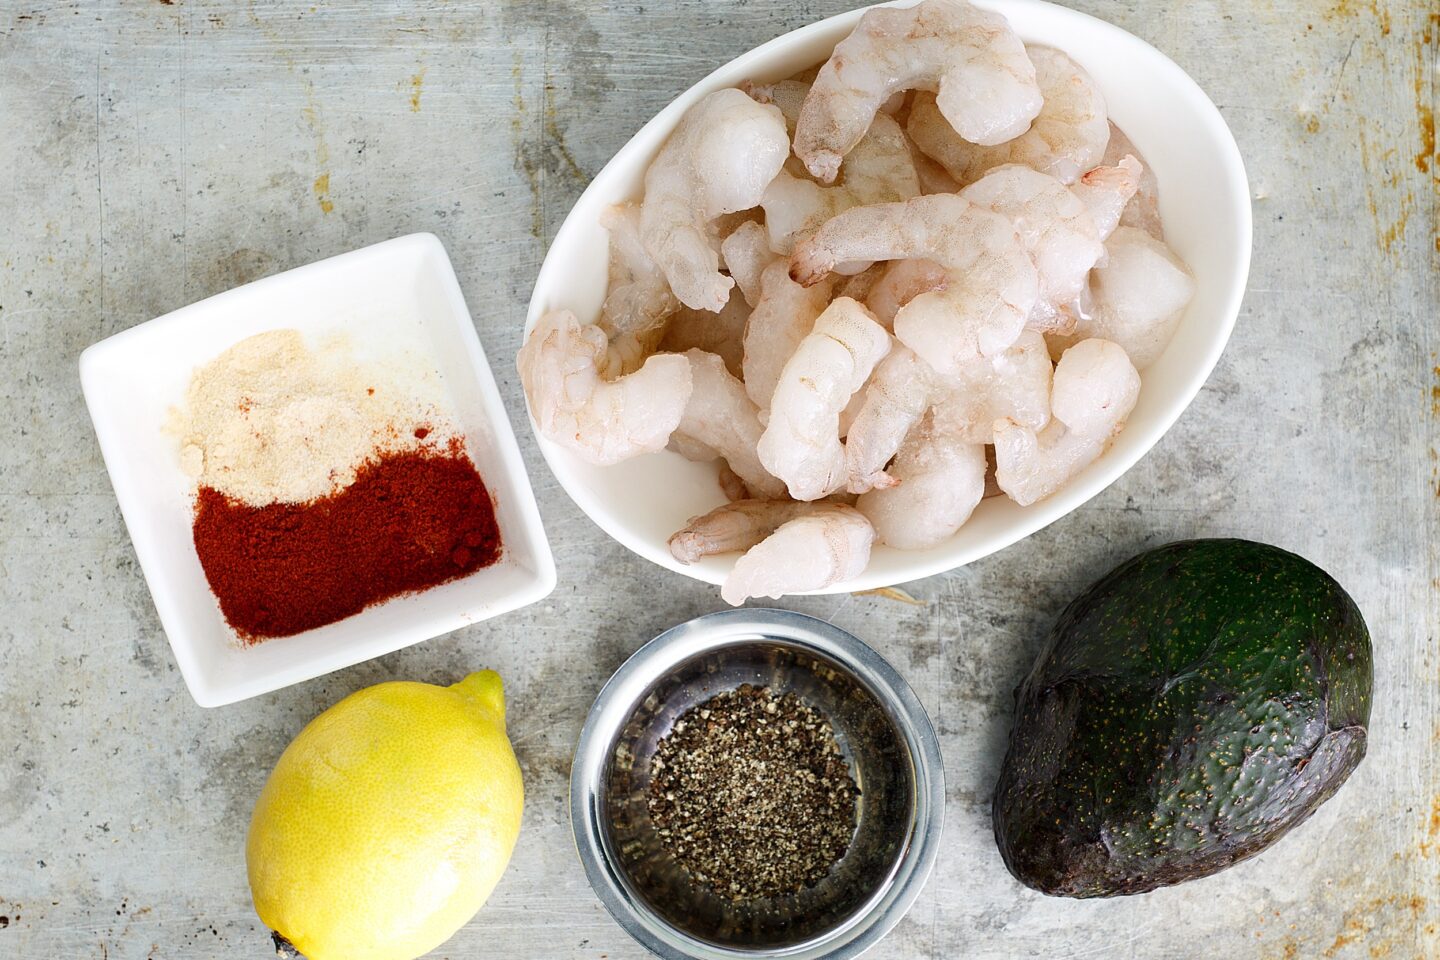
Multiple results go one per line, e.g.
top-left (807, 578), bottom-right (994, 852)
top-left (174, 329), bottom-right (502, 642)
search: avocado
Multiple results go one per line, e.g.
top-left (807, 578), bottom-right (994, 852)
top-left (993, 539), bottom-right (1372, 898)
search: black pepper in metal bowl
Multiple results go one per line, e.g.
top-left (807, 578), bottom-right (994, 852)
top-left (579, 611), bottom-right (943, 956)
top-left (647, 685), bottom-right (858, 902)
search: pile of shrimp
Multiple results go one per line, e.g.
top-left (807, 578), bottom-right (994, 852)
top-left (519, 0), bottom-right (1194, 605)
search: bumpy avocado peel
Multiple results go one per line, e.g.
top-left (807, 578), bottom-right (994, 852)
top-left (993, 539), bottom-right (1372, 898)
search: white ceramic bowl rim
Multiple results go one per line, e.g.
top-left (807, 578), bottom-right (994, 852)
top-left (525, 0), bottom-right (1252, 593)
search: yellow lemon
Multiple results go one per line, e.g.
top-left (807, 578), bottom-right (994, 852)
top-left (246, 671), bottom-right (523, 960)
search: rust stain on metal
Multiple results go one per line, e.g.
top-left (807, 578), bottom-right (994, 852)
top-left (1318, 896), bottom-right (1428, 958)
top-left (312, 173), bottom-right (333, 214)
top-left (1419, 794), bottom-right (1440, 858)
top-left (248, 1), bottom-right (336, 215)
top-left (1357, 125), bottom-right (1414, 255)
top-left (1322, 0), bottom-right (1391, 37)
top-left (1416, 16), bottom-right (1438, 174)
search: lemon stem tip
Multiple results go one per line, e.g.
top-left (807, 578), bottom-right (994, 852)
top-left (451, 670), bottom-right (507, 722)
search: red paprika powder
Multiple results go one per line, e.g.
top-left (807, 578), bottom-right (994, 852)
top-left (192, 441), bottom-right (502, 642)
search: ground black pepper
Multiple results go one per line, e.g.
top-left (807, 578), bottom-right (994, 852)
top-left (646, 684), bottom-right (859, 902)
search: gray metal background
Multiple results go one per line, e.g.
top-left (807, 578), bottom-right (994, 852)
top-left (0, 1), bottom-right (1435, 957)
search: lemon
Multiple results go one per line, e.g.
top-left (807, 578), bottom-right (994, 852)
top-left (246, 671), bottom-right (524, 960)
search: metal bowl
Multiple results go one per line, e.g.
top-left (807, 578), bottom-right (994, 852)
top-left (570, 609), bottom-right (944, 960)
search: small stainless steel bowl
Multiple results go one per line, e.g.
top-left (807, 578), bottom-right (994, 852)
top-left (570, 609), bottom-right (944, 960)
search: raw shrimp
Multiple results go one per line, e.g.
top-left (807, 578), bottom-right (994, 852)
top-left (742, 260), bottom-right (835, 411)
top-left (856, 411), bottom-right (986, 549)
top-left (597, 333), bottom-right (654, 382)
top-left (934, 329), bottom-right (1052, 444)
top-left (742, 79), bottom-right (815, 179)
top-left (748, 79), bottom-right (811, 126)
top-left (748, 80), bottom-right (921, 262)
top-left (758, 298), bottom-right (892, 500)
top-left (793, 0), bottom-right (1041, 182)
top-left (993, 338), bottom-right (1139, 505)
top-left (718, 463), bottom-right (750, 501)
top-left (597, 203), bottom-right (678, 377)
top-left (913, 148), bottom-right (962, 195)
top-left (518, 310), bottom-right (693, 465)
top-left (719, 220), bottom-right (775, 308)
top-left (1070, 155), bottom-right (1143, 241)
top-left (790, 193), bottom-right (1039, 374)
top-left (671, 349), bottom-right (788, 500)
top-left (838, 378), bottom-right (870, 438)
top-left (844, 345), bottom-right (947, 493)
top-left (1102, 122), bottom-right (1164, 238)
top-left (960, 161), bottom-right (1137, 331)
top-left (668, 432), bottom-right (719, 463)
top-left (837, 262), bottom-right (888, 303)
top-left (761, 112), bottom-right (921, 254)
top-left (640, 89), bottom-right (789, 311)
top-left (1063, 226), bottom-right (1194, 369)
top-left (906, 46), bottom-right (1108, 185)
top-left (668, 498), bottom-right (814, 563)
top-left (721, 504), bottom-right (875, 604)
top-left (864, 259), bottom-right (948, 328)
top-left (659, 289), bottom-right (749, 378)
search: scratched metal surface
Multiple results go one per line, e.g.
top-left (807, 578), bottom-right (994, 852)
top-left (0, 0), bottom-right (1435, 957)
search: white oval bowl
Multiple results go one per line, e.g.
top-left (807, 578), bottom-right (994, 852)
top-left (523, 0), bottom-right (1251, 594)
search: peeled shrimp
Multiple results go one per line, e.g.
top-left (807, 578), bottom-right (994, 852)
top-left (671, 349), bottom-right (787, 500)
top-left (668, 432), bottom-right (719, 463)
top-left (790, 193), bottom-right (1039, 374)
top-left (660, 289), bottom-right (749, 379)
top-left (864, 259), bottom-right (948, 328)
top-left (748, 81), bottom-right (921, 264)
top-left (993, 338), bottom-right (1139, 505)
top-left (722, 504), bottom-right (875, 605)
top-left (906, 46), bottom-right (1108, 186)
top-left (758, 298), bottom-right (892, 500)
top-left (761, 112), bottom-right (920, 254)
top-left (742, 79), bottom-right (815, 180)
top-left (668, 498), bottom-right (814, 563)
top-left (1071, 155), bottom-right (1142, 241)
top-left (719, 220), bottom-right (775, 308)
top-left (837, 261), bottom-right (888, 303)
top-left (717, 463), bottom-right (750, 502)
top-left (1063, 226), bottom-right (1194, 370)
top-left (856, 411), bottom-right (986, 549)
top-left (960, 161), bottom-right (1138, 331)
top-left (742, 260), bottom-right (835, 411)
top-left (793, 0), bottom-right (1041, 182)
top-left (518, 310), bottom-right (693, 465)
top-left (913, 148), bottom-right (962, 195)
top-left (838, 377), bottom-right (871, 438)
top-left (640, 89), bottom-right (789, 311)
top-left (844, 345), bottom-right (947, 493)
top-left (748, 79), bottom-right (811, 128)
top-left (1102, 122), bottom-right (1164, 238)
top-left (934, 329), bottom-right (1052, 444)
top-left (597, 203), bottom-right (678, 377)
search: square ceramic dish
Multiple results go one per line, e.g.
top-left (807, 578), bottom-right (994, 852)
top-left (80, 233), bottom-right (555, 707)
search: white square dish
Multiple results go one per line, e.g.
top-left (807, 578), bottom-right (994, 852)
top-left (81, 233), bottom-right (555, 708)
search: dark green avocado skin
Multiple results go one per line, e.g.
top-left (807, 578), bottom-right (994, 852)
top-left (993, 539), bottom-right (1372, 898)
